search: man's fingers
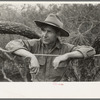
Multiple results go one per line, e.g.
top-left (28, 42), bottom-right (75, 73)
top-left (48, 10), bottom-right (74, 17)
top-left (34, 67), bottom-right (39, 74)
top-left (54, 64), bottom-right (58, 69)
top-left (36, 68), bottom-right (39, 75)
top-left (30, 67), bottom-right (40, 75)
top-left (53, 57), bottom-right (61, 69)
top-left (30, 67), bottom-right (38, 74)
top-left (53, 61), bottom-right (58, 69)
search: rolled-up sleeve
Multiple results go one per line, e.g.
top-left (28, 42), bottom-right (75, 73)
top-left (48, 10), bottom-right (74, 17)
top-left (71, 45), bottom-right (96, 58)
top-left (5, 39), bottom-right (30, 52)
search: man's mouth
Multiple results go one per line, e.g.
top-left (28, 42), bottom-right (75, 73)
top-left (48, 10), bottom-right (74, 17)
top-left (43, 38), bottom-right (49, 41)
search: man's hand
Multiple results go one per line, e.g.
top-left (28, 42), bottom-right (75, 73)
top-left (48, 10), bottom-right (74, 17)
top-left (29, 55), bottom-right (40, 75)
top-left (53, 54), bottom-right (69, 69)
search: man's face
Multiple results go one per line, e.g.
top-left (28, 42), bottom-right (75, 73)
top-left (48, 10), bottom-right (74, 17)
top-left (41, 25), bottom-right (58, 44)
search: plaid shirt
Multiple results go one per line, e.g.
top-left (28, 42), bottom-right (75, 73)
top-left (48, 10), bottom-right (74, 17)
top-left (6, 38), bottom-right (95, 81)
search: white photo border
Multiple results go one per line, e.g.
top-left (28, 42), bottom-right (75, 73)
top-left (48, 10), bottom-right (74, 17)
top-left (0, 1), bottom-right (99, 99)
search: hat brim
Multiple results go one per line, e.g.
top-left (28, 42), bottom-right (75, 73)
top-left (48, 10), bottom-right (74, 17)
top-left (35, 21), bottom-right (69, 37)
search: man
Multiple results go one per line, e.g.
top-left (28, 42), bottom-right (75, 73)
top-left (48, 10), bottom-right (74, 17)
top-left (6, 13), bottom-right (96, 82)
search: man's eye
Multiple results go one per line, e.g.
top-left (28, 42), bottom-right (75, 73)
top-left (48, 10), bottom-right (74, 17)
top-left (41, 28), bottom-right (45, 31)
top-left (47, 30), bottom-right (51, 33)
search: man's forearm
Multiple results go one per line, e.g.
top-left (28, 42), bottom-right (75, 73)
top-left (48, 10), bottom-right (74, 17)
top-left (66, 51), bottom-right (84, 59)
top-left (14, 49), bottom-right (40, 71)
top-left (14, 49), bottom-right (34, 58)
top-left (53, 51), bottom-right (84, 69)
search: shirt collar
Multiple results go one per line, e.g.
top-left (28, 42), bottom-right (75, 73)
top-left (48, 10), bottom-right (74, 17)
top-left (55, 38), bottom-right (62, 49)
top-left (40, 38), bottom-right (61, 49)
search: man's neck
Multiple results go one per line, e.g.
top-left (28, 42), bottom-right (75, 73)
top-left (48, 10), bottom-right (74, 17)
top-left (44, 41), bottom-right (56, 50)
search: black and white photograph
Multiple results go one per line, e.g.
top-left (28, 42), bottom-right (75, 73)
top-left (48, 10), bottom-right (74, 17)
top-left (0, 1), bottom-right (98, 82)
top-left (0, 1), bottom-right (100, 98)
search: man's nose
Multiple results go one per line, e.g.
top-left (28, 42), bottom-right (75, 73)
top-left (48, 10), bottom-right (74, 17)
top-left (43, 31), bottom-right (48, 37)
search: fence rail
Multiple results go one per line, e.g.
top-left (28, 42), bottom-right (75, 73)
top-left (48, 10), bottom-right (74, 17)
top-left (0, 48), bottom-right (100, 82)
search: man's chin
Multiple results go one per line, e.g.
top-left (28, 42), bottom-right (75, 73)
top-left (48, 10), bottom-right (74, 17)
top-left (43, 42), bottom-right (49, 44)
top-left (43, 41), bottom-right (50, 44)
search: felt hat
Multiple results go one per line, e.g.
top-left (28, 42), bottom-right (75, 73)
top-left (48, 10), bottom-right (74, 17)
top-left (35, 13), bottom-right (69, 37)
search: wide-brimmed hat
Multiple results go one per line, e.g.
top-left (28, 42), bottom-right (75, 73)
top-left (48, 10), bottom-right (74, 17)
top-left (34, 13), bottom-right (69, 37)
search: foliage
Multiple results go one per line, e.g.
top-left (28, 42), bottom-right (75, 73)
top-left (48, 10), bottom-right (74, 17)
top-left (0, 3), bottom-right (99, 81)
top-left (0, 3), bottom-right (99, 45)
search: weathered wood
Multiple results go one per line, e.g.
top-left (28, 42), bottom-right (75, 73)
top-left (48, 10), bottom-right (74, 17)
top-left (0, 21), bottom-right (40, 39)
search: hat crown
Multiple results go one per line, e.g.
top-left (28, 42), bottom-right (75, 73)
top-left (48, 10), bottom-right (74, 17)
top-left (34, 13), bottom-right (69, 37)
top-left (45, 13), bottom-right (63, 28)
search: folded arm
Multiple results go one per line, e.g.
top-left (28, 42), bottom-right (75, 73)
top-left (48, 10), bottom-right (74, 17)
top-left (53, 45), bottom-right (96, 69)
top-left (5, 39), bottom-right (40, 74)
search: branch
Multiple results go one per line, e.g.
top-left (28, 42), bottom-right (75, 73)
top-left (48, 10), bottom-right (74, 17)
top-left (0, 21), bottom-right (40, 39)
top-left (1, 67), bottom-right (13, 82)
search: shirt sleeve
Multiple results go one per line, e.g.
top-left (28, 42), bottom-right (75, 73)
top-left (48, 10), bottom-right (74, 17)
top-left (5, 39), bottom-right (36, 52)
top-left (71, 45), bottom-right (96, 58)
